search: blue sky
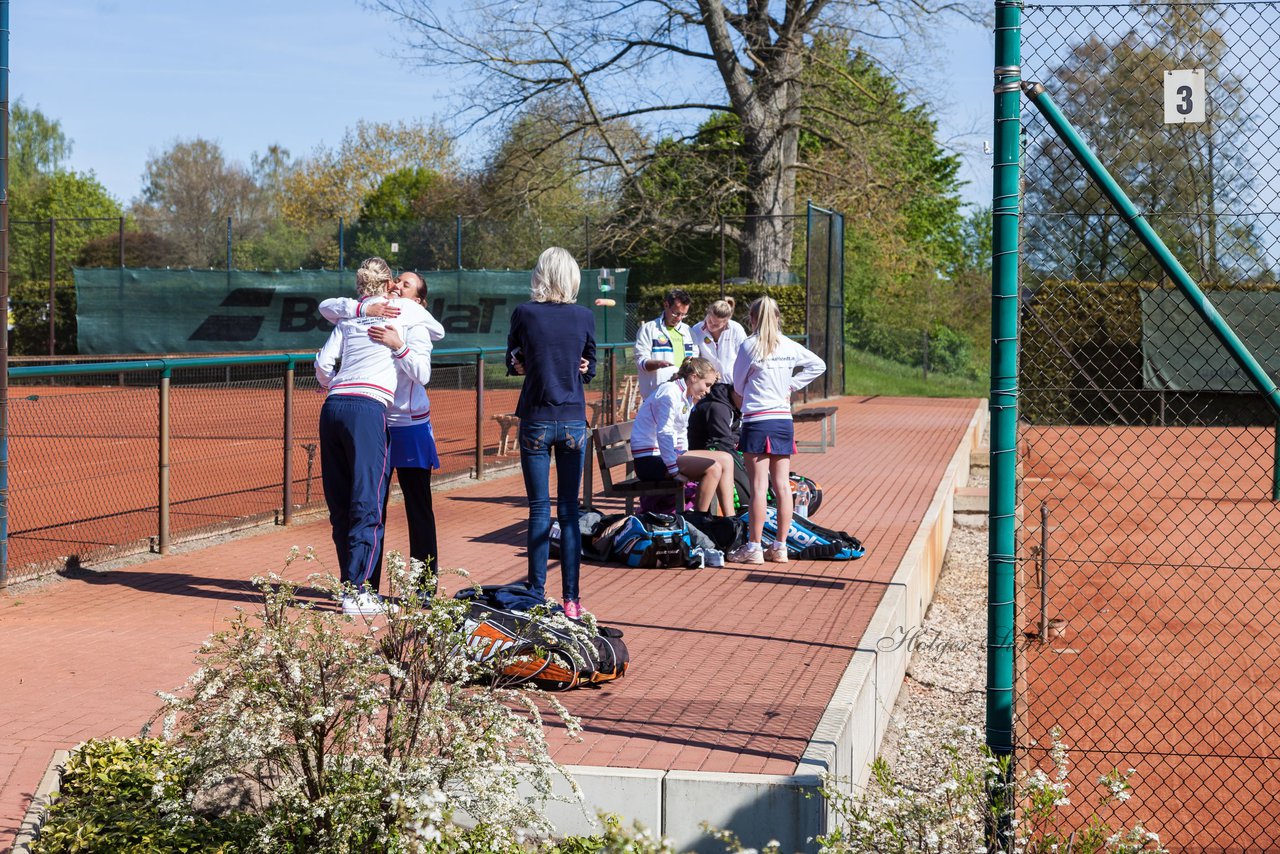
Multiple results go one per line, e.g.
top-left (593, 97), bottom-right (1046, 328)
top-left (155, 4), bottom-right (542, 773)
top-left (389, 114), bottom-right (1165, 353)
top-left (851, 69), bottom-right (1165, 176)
top-left (10, 1), bottom-right (993, 210)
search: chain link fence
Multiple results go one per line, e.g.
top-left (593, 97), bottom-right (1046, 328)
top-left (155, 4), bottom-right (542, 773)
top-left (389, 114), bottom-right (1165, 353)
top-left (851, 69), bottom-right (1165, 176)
top-left (4, 345), bottom-right (642, 586)
top-left (1018, 1), bottom-right (1280, 847)
top-left (6, 214), bottom-right (606, 356)
top-left (9, 210), bottom-right (842, 362)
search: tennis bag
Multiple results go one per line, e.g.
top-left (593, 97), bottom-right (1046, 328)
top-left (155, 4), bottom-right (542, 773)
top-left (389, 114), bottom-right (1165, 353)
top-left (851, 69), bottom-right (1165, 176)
top-left (550, 509), bottom-right (625, 562)
top-left (455, 586), bottom-right (629, 691)
top-left (745, 506), bottom-right (865, 560)
top-left (608, 512), bottom-right (695, 568)
top-left (724, 449), bottom-right (823, 517)
top-left (680, 509), bottom-right (748, 553)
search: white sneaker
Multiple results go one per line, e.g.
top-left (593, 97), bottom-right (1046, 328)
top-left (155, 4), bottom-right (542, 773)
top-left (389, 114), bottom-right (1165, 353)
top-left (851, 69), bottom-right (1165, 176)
top-left (727, 543), bottom-right (764, 565)
top-left (342, 591), bottom-right (397, 616)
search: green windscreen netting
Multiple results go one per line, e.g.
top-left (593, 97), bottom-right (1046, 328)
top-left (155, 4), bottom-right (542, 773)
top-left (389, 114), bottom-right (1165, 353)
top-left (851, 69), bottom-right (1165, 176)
top-left (1142, 288), bottom-right (1280, 391)
top-left (74, 267), bottom-right (628, 354)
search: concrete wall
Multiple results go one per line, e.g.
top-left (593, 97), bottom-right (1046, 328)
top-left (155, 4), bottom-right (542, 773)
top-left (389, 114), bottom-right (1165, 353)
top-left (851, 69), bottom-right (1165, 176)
top-left (538, 400), bottom-right (990, 850)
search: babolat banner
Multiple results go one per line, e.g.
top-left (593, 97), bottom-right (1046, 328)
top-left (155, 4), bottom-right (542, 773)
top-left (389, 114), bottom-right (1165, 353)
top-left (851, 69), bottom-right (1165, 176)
top-left (73, 267), bottom-right (628, 354)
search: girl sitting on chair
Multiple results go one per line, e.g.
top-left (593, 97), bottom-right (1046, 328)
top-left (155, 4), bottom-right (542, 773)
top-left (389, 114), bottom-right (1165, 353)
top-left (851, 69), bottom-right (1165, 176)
top-left (630, 357), bottom-right (737, 515)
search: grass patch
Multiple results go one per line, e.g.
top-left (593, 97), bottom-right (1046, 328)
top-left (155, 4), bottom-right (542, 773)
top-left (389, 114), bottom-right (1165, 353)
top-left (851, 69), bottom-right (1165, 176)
top-left (843, 347), bottom-right (988, 398)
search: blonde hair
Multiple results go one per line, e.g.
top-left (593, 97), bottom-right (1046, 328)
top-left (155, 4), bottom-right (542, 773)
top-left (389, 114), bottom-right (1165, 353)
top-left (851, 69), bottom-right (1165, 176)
top-left (706, 297), bottom-right (735, 320)
top-left (530, 246), bottom-right (581, 303)
top-left (747, 296), bottom-right (782, 360)
top-left (673, 356), bottom-right (718, 384)
top-left (355, 257), bottom-right (394, 298)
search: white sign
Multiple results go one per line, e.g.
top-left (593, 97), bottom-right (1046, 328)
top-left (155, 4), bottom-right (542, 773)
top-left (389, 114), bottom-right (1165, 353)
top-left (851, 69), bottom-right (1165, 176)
top-left (390, 242), bottom-right (400, 253)
top-left (1164, 69), bottom-right (1205, 124)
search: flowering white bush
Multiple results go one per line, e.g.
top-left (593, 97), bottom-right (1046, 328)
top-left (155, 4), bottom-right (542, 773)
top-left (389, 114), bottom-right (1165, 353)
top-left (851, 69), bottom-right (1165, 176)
top-left (808, 726), bottom-right (1166, 854)
top-left (146, 548), bottom-right (586, 852)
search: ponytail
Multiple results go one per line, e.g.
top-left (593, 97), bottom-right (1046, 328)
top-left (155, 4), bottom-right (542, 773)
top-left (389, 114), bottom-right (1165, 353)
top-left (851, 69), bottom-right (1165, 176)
top-left (747, 296), bottom-right (781, 360)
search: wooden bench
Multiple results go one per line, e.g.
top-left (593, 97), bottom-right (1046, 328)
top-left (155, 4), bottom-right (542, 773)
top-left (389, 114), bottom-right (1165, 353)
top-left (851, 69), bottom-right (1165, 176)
top-left (792, 405), bottom-right (838, 453)
top-left (585, 420), bottom-right (684, 514)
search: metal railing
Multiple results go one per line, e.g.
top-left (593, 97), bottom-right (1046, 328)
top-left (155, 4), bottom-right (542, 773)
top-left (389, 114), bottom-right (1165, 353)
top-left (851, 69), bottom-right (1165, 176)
top-left (1, 343), bottom-right (641, 586)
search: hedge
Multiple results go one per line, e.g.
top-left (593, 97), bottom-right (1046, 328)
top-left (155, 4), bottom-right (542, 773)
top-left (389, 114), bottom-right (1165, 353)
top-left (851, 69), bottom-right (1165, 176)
top-left (1021, 278), bottom-right (1280, 426)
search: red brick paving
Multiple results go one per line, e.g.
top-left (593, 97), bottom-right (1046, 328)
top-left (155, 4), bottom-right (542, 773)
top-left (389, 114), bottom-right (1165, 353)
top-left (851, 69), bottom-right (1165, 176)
top-left (0, 395), bottom-right (980, 850)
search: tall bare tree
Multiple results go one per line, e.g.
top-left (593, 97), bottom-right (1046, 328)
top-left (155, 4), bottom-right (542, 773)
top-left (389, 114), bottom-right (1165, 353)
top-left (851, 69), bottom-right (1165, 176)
top-left (133, 138), bottom-right (263, 267)
top-left (370, 0), bottom-right (972, 283)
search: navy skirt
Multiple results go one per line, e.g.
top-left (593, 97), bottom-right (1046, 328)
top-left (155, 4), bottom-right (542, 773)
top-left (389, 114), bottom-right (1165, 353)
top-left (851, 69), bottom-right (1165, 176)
top-left (737, 419), bottom-right (796, 456)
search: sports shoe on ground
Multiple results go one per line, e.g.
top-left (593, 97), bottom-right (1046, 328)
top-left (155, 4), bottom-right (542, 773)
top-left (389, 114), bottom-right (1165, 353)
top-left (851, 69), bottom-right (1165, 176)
top-left (563, 600), bottom-right (584, 619)
top-left (727, 544), bottom-right (764, 565)
top-left (342, 591), bottom-right (397, 616)
top-left (764, 544), bottom-right (790, 563)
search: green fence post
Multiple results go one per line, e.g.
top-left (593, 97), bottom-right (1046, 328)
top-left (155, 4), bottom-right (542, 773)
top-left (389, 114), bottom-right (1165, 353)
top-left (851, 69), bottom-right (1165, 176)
top-left (988, 0), bottom-right (1023, 838)
top-left (475, 351), bottom-right (485, 479)
top-left (0, 0), bottom-right (10, 588)
top-left (48, 217), bottom-right (56, 357)
top-left (1273, 420), bottom-right (1279, 502)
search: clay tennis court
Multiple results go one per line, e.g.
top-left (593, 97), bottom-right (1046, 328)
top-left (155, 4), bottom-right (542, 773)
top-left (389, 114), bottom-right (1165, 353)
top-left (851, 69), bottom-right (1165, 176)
top-left (1019, 425), bottom-right (1280, 850)
top-left (5, 378), bottom-right (534, 579)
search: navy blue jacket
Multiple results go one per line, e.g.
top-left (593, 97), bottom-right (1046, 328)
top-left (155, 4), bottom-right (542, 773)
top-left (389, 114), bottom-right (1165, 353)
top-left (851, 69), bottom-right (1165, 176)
top-left (506, 301), bottom-right (597, 422)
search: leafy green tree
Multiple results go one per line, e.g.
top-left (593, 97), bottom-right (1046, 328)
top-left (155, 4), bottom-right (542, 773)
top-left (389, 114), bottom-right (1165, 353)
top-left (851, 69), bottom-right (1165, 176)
top-left (8, 170), bottom-right (122, 355)
top-left (9, 99), bottom-right (72, 192)
top-left (467, 103), bottom-right (606, 268)
top-left (799, 41), bottom-right (964, 336)
top-left (235, 144), bottom-right (322, 270)
top-left (281, 120), bottom-right (455, 230)
top-left (601, 112), bottom-right (746, 286)
top-left (349, 167), bottom-right (459, 270)
top-left (1024, 6), bottom-right (1267, 285)
top-left (11, 170), bottom-right (122, 283)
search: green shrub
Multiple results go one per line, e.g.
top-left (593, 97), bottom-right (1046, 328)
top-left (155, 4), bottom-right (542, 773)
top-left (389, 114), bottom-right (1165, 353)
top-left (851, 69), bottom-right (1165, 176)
top-left (848, 313), bottom-right (976, 378)
top-left (39, 550), bottom-right (599, 853)
top-left (34, 737), bottom-right (256, 853)
top-left (9, 277), bottom-right (77, 356)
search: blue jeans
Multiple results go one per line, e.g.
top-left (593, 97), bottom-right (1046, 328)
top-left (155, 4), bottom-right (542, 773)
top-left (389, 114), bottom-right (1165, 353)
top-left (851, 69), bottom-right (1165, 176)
top-left (519, 419), bottom-right (587, 602)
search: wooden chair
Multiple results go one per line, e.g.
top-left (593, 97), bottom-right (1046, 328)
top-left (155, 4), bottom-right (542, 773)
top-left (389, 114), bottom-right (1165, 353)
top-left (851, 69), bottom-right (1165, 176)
top-left (588, 374), bottom-right (641, 427)
top-left (586, 420), bottom-right (684, 514)
top-left (491, 413), bottom-right (521, 456)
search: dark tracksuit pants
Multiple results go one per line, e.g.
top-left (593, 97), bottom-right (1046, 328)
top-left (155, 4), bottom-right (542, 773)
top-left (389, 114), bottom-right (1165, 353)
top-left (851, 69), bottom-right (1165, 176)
top-left (319, 394), bottom-right (390, 591)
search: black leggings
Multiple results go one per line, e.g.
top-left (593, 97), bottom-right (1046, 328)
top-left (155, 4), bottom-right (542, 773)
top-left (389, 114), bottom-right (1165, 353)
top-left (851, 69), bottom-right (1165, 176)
top-left (369, 466), bottom-right (438, 590)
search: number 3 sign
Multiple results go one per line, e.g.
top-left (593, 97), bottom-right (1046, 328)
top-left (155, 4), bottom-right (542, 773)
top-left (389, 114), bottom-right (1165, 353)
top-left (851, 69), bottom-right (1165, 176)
top-left (1164, 69), bottom-right (1206, 124)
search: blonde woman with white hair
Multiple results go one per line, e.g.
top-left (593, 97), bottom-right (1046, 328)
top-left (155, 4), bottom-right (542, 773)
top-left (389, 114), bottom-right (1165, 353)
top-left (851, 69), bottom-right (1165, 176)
top-left (727, 296), bottom-right (825, 565)
top-left (505, 247), bottom-right (597, 618)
